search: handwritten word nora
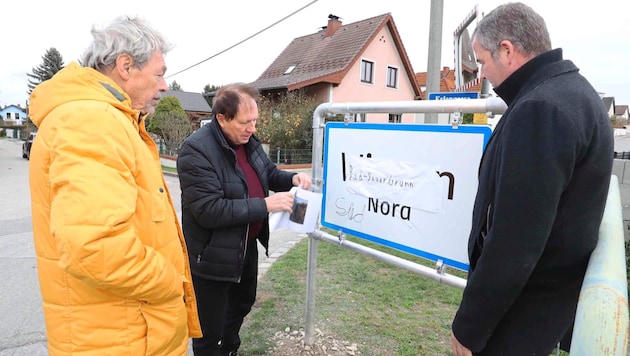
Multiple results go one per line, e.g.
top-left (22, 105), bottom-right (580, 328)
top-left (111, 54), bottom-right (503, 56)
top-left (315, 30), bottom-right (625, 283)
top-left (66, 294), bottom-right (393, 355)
top-left (368, 198), bottom-right (411, 221)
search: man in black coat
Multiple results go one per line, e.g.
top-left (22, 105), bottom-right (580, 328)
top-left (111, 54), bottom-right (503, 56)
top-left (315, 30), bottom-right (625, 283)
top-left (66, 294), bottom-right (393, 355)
top-left (450, 3), bottom-right (614, 355)
top-left (177, 83), bottom-right (311, 355)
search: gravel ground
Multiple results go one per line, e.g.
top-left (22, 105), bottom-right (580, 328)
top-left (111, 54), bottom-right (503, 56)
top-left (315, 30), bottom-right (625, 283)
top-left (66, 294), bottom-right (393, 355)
top-left (269, 327), bottom-right (360, 356)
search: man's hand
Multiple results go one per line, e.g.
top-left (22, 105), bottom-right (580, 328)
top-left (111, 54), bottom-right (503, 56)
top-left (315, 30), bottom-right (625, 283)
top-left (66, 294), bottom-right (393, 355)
top-left (451, 330), bottom-right (472, 356)
top-left (265, 192), bottom-right (295, 213)
top-left (292, 172), bottom-right (312, 190)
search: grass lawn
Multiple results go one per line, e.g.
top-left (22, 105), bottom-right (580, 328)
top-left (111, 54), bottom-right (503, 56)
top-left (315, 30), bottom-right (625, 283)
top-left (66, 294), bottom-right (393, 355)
top-left (162, 165), bottom-right (177, 173)
top-left (240, 234), bottom-right (465, 355)
top-left (238, 233), bottom-right (579, 355)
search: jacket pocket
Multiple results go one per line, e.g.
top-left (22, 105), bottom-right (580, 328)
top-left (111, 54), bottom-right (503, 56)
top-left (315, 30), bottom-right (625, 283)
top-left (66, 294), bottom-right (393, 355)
top-left (141, 295), bottom-right (188, 355)
top-left (151, 187), bottom-right (167, 222)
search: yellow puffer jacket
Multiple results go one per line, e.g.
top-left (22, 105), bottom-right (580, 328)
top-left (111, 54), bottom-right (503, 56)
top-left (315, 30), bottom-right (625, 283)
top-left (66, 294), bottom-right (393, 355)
top-left (29, 62), bottom-right (202, 355)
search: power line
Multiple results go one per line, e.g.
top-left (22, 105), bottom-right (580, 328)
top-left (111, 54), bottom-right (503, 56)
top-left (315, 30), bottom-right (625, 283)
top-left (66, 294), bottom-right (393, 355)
top-left (166, 0), bottom-right (319, 79)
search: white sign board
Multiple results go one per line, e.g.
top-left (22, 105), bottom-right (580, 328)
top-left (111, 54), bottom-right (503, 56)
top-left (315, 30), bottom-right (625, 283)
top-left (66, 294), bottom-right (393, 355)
top-left (321, 122), bottom-right (492, 271)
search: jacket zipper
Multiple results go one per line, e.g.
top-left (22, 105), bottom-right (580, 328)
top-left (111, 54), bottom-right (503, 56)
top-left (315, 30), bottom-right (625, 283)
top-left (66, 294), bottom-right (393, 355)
top-left (238, 224), bottom-right (250, 283)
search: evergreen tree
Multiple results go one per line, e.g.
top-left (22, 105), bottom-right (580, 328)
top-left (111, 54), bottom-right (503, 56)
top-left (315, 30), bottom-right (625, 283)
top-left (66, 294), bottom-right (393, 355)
top-left (202, 84), bottom-right (222, 106)
top-left (27, 48), bottom-right (65, 94)
top-left (169, 80), bottom-right (182, 91)
top-left (203, 84), bottom-right (222, 93)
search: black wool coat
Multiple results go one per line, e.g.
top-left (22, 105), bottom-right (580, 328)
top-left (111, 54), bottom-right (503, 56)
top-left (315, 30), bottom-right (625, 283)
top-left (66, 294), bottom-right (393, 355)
top-left (176, 119), bottom-right (295, 282)
top-left (451, 49), bottom-right (614, 353)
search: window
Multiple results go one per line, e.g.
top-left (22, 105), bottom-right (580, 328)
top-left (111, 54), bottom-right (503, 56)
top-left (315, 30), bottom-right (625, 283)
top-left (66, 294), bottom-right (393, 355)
top-left (360, 60), bottom-right (374, 84)
top-left (5, 113), bottom-right (11, 119)
top-left (386, 66), bottom-right (398, 88)
top-left (15, 113), bottom-right (20, 120)
top-left (284, 64), bottom-right (297, 74)
top-left (388, 114), bottom-right (401, 123)
top-left (354, 113), bottom-right (366, 122)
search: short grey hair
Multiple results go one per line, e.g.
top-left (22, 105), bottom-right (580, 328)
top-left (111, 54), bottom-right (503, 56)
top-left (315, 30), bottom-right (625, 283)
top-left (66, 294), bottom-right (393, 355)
top-left (472, 2), bottom-right (551, 59)
top-left (81, 16), bottom-right (174, 72)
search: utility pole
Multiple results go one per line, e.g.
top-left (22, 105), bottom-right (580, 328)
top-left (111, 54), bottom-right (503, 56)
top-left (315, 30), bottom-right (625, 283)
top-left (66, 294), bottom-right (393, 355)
top-left (425, 0), bottom-right (444, 123)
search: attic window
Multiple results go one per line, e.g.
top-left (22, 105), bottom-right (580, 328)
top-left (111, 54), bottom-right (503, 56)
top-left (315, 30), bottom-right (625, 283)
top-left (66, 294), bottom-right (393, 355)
top-left (284, 64), bottom-right (297, 74)
top-left (386, 66), bottom-right (398, 88)
top-left (360, 59), bottom-right (374, 84)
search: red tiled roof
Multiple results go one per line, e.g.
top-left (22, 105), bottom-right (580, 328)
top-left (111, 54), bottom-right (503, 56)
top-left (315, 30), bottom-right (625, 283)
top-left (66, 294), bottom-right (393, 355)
top-left (415, 66), bottom-right (456, 92)
top-left (250, 13), bottom-right (422, 98)
top-left (416, 66), bottom-right (482, 98)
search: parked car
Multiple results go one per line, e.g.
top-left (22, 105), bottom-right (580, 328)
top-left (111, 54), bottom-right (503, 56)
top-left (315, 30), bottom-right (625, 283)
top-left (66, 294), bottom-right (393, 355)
top-left (22, 132), bottom-right (36, 160)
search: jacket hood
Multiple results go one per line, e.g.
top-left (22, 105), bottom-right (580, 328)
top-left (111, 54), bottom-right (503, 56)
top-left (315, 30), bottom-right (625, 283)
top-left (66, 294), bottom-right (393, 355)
top-left (29, 61), bottom-right (138, 127)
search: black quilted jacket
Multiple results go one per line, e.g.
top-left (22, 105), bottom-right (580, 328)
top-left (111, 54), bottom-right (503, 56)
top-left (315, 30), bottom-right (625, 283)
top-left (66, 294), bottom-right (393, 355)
top-left (176, 119), bottom-right (295, 282)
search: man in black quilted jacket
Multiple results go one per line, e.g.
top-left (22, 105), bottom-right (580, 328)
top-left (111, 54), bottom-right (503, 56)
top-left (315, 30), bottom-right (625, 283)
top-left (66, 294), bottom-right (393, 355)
top-left (177, 83), bottom-right (311, 356)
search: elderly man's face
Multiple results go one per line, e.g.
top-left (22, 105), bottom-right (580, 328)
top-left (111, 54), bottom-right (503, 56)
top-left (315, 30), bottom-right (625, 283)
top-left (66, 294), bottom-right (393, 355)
top-left (124, 52), bottom-right (168, 115)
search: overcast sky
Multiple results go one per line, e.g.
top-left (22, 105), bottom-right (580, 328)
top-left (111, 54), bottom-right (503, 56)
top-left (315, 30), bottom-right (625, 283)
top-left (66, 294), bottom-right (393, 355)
top-left (2, 0), bottom-right (629, 108)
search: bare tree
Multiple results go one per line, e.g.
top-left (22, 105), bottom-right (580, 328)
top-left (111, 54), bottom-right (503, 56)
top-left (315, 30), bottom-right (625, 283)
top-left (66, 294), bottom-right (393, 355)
top-left (257, 90), bottom-right (317, 149)
top-left (150, 111), bottom-right (191, 155)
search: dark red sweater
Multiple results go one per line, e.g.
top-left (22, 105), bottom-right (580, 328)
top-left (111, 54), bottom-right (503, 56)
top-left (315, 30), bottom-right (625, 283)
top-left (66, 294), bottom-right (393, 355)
top-left (234, 144), bottom-right (265, 243)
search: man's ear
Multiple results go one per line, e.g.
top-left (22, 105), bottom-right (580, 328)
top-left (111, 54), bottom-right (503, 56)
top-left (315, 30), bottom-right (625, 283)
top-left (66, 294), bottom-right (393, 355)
top-left (499, 40), bottom-right (515, 60)
top-left (216, 113), bottom-right (225, 126)
top-left (115, 54), bottom-right (134, 80)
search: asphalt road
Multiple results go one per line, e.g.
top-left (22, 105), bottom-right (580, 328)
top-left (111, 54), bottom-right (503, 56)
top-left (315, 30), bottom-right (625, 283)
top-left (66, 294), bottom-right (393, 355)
top-left (615, 133), bottom-right (630, 153)
top-left (0, 137), bottom-right (306, 355)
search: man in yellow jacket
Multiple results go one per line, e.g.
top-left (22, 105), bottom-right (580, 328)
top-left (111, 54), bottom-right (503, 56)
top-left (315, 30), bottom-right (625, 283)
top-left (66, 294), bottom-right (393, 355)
top-left (28, 16), bottom-right (201, 355)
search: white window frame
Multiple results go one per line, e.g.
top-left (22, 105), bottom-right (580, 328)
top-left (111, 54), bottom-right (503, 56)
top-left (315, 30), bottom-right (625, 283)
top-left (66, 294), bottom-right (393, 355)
top-left (284, 64), bottom-right (297, 74)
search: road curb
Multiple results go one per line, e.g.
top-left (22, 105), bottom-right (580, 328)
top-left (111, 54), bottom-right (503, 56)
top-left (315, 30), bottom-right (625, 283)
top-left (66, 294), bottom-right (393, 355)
top-left (258, 233), bottom-right (307, 280)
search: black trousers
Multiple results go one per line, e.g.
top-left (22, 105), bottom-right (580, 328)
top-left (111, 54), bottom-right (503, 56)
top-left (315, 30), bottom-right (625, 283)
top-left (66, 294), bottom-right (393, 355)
top-left (191, 241), bottom-right (258, 356)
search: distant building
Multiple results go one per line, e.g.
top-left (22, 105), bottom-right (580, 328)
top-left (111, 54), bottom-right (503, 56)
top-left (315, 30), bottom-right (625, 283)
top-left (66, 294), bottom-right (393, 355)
top-left (602, 97), bottom-right (616, 117)
top-left (162, 90), bottom-right (212, 130)
top-left (0, 104), bottom-right (27, 126)
top-left (415, 66), bottom-right (489, 125)
top-left (616, 105), bottom-right (629, 122)
top-left (250, 13), bottom-right (422, 123)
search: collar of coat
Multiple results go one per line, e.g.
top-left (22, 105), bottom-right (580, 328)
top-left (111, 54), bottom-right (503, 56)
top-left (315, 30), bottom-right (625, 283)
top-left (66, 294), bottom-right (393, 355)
top-left (494, 48), bottom-right (576, 105)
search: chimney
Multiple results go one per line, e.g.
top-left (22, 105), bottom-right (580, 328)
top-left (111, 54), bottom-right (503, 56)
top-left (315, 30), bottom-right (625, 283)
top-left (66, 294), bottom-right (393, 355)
top-left (325, 14), bottom-right (342, 37)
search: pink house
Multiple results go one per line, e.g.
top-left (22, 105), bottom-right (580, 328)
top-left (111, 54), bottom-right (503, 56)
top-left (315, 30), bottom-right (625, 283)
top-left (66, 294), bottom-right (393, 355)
top-left (250, 14), bottom-right (423, 123)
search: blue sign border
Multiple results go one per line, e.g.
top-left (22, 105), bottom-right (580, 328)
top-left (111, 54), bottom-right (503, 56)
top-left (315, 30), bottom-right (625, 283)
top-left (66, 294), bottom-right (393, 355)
top-left (321, 122), bottom-right (492, 271)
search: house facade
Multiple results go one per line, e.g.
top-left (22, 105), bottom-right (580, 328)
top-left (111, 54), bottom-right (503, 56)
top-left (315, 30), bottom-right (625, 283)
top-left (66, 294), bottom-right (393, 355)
top-left (602, 97), bottom-right (616, 118)
top-left (0, 105), bottom-right (27, 126)
top-left (250, 13), bottom-right (422, 124)
top-left (616, 105), bottom-right (629, 124)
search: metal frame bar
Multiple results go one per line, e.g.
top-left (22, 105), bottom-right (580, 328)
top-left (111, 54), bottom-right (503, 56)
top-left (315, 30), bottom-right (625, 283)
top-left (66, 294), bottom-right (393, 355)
top-left (305, 98), bottom-right (505, 344)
